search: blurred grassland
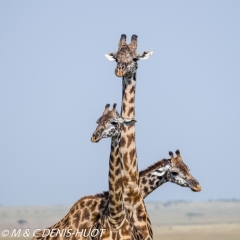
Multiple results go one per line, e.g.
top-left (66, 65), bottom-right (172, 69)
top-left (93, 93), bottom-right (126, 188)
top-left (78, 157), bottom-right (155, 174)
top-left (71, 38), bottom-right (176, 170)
top-left (0, 201), bottom-right (240, 240)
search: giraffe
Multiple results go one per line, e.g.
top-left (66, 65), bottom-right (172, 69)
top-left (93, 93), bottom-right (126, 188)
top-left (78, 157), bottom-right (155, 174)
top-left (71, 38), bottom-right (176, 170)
top-left (105, 34), bottom-right (153, 239)
top-left (33, 105), bottom-right (201, 240)
top-left (91, 103), bottom-right (138, 239)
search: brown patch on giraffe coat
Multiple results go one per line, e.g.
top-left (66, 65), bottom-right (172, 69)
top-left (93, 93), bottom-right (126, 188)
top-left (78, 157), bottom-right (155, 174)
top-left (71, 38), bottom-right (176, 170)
top-left (127, 133), bottom-right (134, 148)
top-left (122, 175), bottom-right (129, 187)
top-left (120, 136), bottom-right (126, 147)
top-left (122, 102), bottom-right (126, 114)
top-left (127, 106), bottom-right (134, 117)
top-left (141, 177), bottom-right (147, 185)
top-left (130, 170), bottom-right (137, 183)
top-left (79, 200), bottom-right (85, 208)
top-left (90, 200), bottom-right (97, 212)
top-left (123, 152), bottom-right (129, 171)
top-left (130, 85), bottom-right (135, 94)
top-left (91, 212), bottom-right (101, 223)
top-left (124, 187), bottom-right (140, 205)
top-left (117, 156), bottom-right (121, 165)
top-left (143, 186), bottom-right (148, 195)
top-left (70, 207), bottom-right (75, 214)
top-left (86, 200), bottom-right (92, 207)
top-left (61, 216), bottom-right (69, 227)
top-left (115, 166), bottom-right (121, 176)
top-left (136, 204), bottom-right (147, 223)
top-left (129, 148), bottom-right (136, 164)
top-left (129, 97), bottom-right (134, 104)
top-left (109, 198), bottom-right (117, 206)
top-left (116, 192), bottom-right (122, 203)
top-left (72, 211), bottom-right (81, 228)
top-left (148, 178), bottom-right (155, 186)
top-left (109, 171), bottom-right (115, 182)
top-left (114, 147), bottom-right (119, 157)
top-left (81, 208), bottom-right (90, 222)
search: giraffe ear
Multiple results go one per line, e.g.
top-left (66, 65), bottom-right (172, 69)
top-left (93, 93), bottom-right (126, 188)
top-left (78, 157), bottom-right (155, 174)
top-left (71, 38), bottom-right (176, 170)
top-left (122, 118), bottom-right (137, 126)
top-left (105, 52), bottom-right (117, 61)
top-left (137, 51), bottom-right (153, 60)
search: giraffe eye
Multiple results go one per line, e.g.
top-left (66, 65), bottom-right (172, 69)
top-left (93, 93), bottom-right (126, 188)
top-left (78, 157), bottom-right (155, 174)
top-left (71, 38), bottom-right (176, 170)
top-left (132, 58), bottom-right (138, 62)
top-left (171, 172), bottom-right (178, 176)
top-left (111, 122), bottom-right (117, 126)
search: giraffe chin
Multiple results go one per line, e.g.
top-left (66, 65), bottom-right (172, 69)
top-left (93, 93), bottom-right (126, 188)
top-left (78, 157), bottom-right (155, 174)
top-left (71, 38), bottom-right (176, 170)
top-left (190, 184), bottom-right (202, 192)
top-left (90, 137), bottom-right (100, 143)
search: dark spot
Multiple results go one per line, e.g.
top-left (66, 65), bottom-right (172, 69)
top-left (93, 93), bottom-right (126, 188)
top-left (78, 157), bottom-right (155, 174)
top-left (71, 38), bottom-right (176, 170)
top-left (141, 178), bottom-right (147, 184)
top-left (130, 85), bottom-right (135, 94)
top-left (129, 97), bottom-right (134, 104)
top-left (116, 157), bottom-right (121, 166)
top-left (114, 148), bottom-right (119, 157)
top-left (122, 102), bottom-right (126, 114)
top-left (129, 148), bottom-right (136, 163)
top-left (73, 212), bottom-right (80, 228)
top-left (123, 153), bottom-right (129, 171)
top-left (86, 200), bottom-right (92, 207)
top-left (127, 106), bottom-right (134, 117)
top-left (115, 167), bottom-right (120, 176)
top-left (81, 208), bottom-right (90, 222)
top-left (120, 137), bottom-right (126, 147)
top-left (109, 171), bottom-right (114, 181)
top-left (149, 179), bottom-right (155, 185)
top-left (127, 133), bottom-right (134, 148)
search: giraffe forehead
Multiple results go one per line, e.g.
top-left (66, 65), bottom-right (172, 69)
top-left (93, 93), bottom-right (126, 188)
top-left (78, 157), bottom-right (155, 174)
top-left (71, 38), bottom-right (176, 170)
top-left (173, 162), bottom-right (189, 175)
top-left (116, 46), bottom-right (136, 60)
top-left (96, 115), bottom-right (113, 124)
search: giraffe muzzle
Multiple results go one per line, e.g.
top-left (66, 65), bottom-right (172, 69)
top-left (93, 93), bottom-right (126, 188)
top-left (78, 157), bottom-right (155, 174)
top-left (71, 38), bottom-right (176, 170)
top-left (91, 136), bottom-right (100, 143)
top-left (191, 184), bottom-right (202, 192)
top-left (115, 69), bottom-right (124, 77)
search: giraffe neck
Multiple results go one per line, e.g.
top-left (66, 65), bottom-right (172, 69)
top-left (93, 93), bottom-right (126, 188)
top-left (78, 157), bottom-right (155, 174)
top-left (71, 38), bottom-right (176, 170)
top-left (139, 159), bottom-right (170, 198)
top-left (121, 74), bottom-right (136, 119)
top-left (108, 135), bottom-right (124, 226)
top-left (120, 73), bottom-right (153, 239)
top-left (120, 74), bottom-right (141, 209)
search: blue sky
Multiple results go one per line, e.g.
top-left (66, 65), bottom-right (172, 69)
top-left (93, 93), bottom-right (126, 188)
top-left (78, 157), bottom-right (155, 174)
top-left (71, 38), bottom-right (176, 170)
top-left (0, 1), bottom-right (240, 205)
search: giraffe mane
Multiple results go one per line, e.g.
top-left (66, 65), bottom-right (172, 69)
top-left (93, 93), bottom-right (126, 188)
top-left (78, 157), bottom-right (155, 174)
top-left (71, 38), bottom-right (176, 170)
top-left (73, 191), bottom-right (109, 204)
top-left (139, 159), bottom-right (169, 177)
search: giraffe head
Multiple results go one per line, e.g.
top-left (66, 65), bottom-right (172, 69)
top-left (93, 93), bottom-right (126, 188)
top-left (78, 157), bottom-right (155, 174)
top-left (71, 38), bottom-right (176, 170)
top-left (151, 150), bottom-right (201, 192)
top-left (105, 34), bottom-right (153, 78)
top-left (91, 103), bottom-right (136, 142)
